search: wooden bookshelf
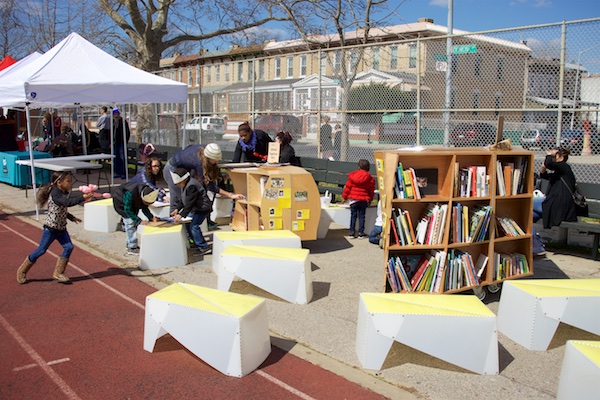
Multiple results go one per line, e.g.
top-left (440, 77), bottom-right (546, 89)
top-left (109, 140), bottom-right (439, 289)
top-left (228, 165), bottom-right (321, 241)
top-left (374, 148), bottom-right (534, 298)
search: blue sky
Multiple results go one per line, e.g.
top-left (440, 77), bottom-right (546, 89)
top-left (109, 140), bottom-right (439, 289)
top-left (387, 0), bottom-right (599, 31)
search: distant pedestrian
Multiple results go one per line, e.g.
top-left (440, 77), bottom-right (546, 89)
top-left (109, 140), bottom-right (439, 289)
top-left (333, 123), bottom-right (342, 160)
top-left (320, 116), bottom-right (333, 160)
top-left (97, 106), bottom-right (111, 152)
top-left (16, 171), bottom-right (93, 284)
top-left (342, 159), bottom-right (375, 239)
top-left (112, 108), bottom-right (130, 179)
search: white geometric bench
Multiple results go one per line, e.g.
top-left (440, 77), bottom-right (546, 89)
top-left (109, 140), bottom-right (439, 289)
top-left (497, 279), bottom-right (600, 350)
top-left (144, 283), bottom-right (271, 377)
top-left (356, 293), bottom-right (499, 375)
top-left (139, 224), bottom-right (188, 270)
top-left (212, 230), bottom-right (301, 275)
top-left (557, 340), bottom-right (600, 399)
top-left (218, 245), bottom-right (313, 304)
top-left (83, 198), bottom-right (120, 232)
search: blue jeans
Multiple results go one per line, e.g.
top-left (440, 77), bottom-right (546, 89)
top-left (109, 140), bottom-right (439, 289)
top-left (369, 225), bottom-right (382, 244)
top-left (533, 195), bottom-right (545, 222)
top-left (29, 226), bottom-right (74, 262)
top-left (187, 213), bottom-right (209, 249)
top-left (349, 200), bottom-right (368, 236)
top-left (123, 217), bottom-right (140, 249)
top-left (114, 143), bottom-right (126, 176)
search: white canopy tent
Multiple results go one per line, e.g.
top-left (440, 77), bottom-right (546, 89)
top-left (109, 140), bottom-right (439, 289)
top-left (0, 32), bottom-right (187, 218)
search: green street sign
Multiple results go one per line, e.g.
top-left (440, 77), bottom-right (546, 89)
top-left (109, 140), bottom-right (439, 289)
top-left (434, 53), bottom-right (447, 61)
top-left (453, 44), bottom-right (477, 54)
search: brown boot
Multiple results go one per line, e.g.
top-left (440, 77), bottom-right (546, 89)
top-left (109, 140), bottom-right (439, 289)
top-left (17, 257), bottom-right (35, 284)
top-left (53, 257), bottom-right (70, 283)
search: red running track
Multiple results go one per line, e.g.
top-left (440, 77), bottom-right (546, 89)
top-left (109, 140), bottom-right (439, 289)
top-left (0, 212), bottom-right (387, 399)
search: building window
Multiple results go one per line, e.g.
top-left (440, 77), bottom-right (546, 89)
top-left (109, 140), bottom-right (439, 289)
top-left (287, 56), bottom-right (293, 77)
top-left (275, 56), bottom-right (281, 79)
top-left (390, 46), bottom-right (398, 69)
top-left (178, 69), bottom-right (183, 82)
top-left (196, 66), bottom-right (200, 86)
top-left (348, 50), bottom-right (357, 74)
top-left (472, 90), bottom-right (480, 115)
top-left (187, 67), bottom-right (192, 87)
top-left (224, 63), bottom-right (230, 82)
top-left (408, 44), bottom-right (417, 68)
top-left (170, 70), bottom-right (175, 80)
top-left (215, 64), bottom-right (220, 82)
top-left (237, 62), bottom-right (243, 82)
top-left (258, 59), bottom-right (265, 81)
top-left (320, 52), bottom-right (327, 76)
top-left (497, 56), bottom-right (504, 81)
top-left (334, 50), bottom-right (341, 72)
top-left (300, 55), bottom-right (307, 76)
top-left (373, 47), bottom-right (380, 70)
top-left (248, 60), bottom-right (254, 81)
top-left (495, 92), bottom-right (502, 115)
top-left (474, 53), bottom-right (481, 76)
top-left (205, 65), bottom-right (211, 84)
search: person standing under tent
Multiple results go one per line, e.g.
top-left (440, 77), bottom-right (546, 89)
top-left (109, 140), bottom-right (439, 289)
top-left (97, 106), bottom-right (111, 153)
top-left (112, 108), bottom-right (130, 180)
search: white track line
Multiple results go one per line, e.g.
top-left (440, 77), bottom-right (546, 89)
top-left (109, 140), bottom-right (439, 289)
top-left (0, 314), bottom-right (81, 400)
top-left (2, 221), bottom-right (314, 399)
top-left (13, 357), bottom-right (70, 372)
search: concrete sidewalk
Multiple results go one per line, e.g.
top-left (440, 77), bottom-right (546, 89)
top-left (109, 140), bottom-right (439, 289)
top-left (1, 177), bottom-right (599, 400)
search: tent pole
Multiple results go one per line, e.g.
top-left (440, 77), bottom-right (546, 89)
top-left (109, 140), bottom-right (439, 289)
top-left (79, 105), bottom-right (87, 155)
top-left (182, 104), bottom-right (187, 149)
top-left (124, 104), bottom-right (129, 181)
top-left (110, 105), bottom-right (115, 186)
top-left (25, 104), bottom-right (39, 220)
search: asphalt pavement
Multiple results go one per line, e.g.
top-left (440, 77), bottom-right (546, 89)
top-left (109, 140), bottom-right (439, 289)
top-left (1, 175), bottom-right (599, 400)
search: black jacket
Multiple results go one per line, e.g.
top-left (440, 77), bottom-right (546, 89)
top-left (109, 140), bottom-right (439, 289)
top-left (541, 155), bottom-right (577, 229)
top-left (173, 177), bottom-right (212, 217)
top-left (279, 144), bottom-right (300, 166)
top-left (233, 130), bottom-right (272, 162)
top-left (112, 182), bottom-right (152, 220)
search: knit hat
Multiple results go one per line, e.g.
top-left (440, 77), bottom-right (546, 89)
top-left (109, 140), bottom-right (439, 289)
top-left (203, 143), bottom-right (222, 161)
top-left (170, 167), bottom-right (190, 184)
top-left (112, 108), bottom-right (120, 115)
top-left (141, 187), bottom-right (159, 203)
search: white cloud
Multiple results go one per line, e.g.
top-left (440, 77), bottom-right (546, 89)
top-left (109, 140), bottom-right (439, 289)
top-left (429, 0), bottom-right (448, 7)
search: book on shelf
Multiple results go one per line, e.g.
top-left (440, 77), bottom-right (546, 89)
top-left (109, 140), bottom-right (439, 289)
top-left (475, 253), bottom-right (489, 279)
top-left (432, 250), bottom-right (448, 293)
top-left (496, 216), bottom-right (525, 237)
top-left (389, 217), bottom-right (400, 245)
top-left (493, 252), bottom-right (529, 280)
top-left (516, 156), bottom-right (528, 194)
top-left (503, 163), bottom-right (514, 196)
top-left (496, 160), bottom-right (506, 196)
top-left (395, 162), bottom-right (405, 199)
top-left (387, 258), bottom-right (401, 292)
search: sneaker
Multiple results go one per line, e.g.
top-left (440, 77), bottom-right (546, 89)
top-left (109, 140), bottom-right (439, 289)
top-left (346, 234), bottom-right (356, 239)
top-left (207, 221), bottom-right (219, 231)
top-left (357, 234), bottom-right (366, 239)
top-left (126, 247), bottom-right (140, 255)
top-left (195, 245), bottom-right (212, 256)
top-left (188, 238), bottom-right (195, 246)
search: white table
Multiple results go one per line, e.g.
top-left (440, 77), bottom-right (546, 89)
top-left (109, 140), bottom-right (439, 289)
top-left (317, 204), bottom-right (378, 238)
top-left (26, 153), bottom-right (115, 163)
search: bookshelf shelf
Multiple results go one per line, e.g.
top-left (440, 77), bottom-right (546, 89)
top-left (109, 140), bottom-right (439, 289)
top-left (374, 148), bottom-right (534, 296)
top-left (228, 165), bottom-right (321, 241)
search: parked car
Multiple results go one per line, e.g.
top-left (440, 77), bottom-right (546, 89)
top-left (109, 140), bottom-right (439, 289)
top-left (253, 114), bottom-right (302, 140)
top-left (520, 129), bottom-right (555, 150)
top-left (183, 116), bottom-right (226, 142)
top-left (450, 122), bottom-right (497, 147)
top-left (558, 129), bottom-right (600, 156)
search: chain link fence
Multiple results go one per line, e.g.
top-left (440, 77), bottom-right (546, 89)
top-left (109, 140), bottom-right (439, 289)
top-left (62, 18), bottom-right (600, 183)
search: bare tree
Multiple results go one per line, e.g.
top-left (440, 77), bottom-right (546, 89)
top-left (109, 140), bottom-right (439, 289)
top-left (273, 0), bottom-right (400, 160)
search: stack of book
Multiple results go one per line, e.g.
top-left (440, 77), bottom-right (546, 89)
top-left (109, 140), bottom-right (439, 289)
top-left (394, 162), bottom-right (422, 200)
top-left (455, 164), bottom-right (489, 198)
top-left (496, 157), bottom-right (528, 196)
top-left (444, 251), bottom-right (487, 291)
top-left (492, 252), bottom-right (529, 280)
top-left (495, 216), bottom-right (526, 237)
top-left (389, 208), bottom-right (416, 246)
top-left (413, 203), bottom-right (448, 245)
top-left (451, 204), bottom-right (492, 243)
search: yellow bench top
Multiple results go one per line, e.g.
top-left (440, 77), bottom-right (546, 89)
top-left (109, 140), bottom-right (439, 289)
top-left (147, 283), bottom-right (264, 317)
top-left (142, 224), bottom-right (184, 235)
top-left (505, 279), bottom-right (600, 297)
top-left (221, 245), bottom-right (308, 260)
top-left (569, 341), bottom-right (600, 367)
top-left (214, 230), bottom-right (299, 240)
top-left (360, 292), bottom-right (495, 317)
top-left (86, 198), bottom-right (113, 206)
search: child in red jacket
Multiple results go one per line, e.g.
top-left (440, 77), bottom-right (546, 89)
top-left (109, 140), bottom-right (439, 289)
top-left (342, 159), bottom-right (375, 238)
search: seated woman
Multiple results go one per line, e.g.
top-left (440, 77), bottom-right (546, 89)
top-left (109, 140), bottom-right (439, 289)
top-left (532, 146), bottom-right (578, 255)
top-left (48, 125), bottom-right (74, 157)
top-left (129, 156), bottom-right (168, 202)
top-left (275, 131), bottom-right (300, 166)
